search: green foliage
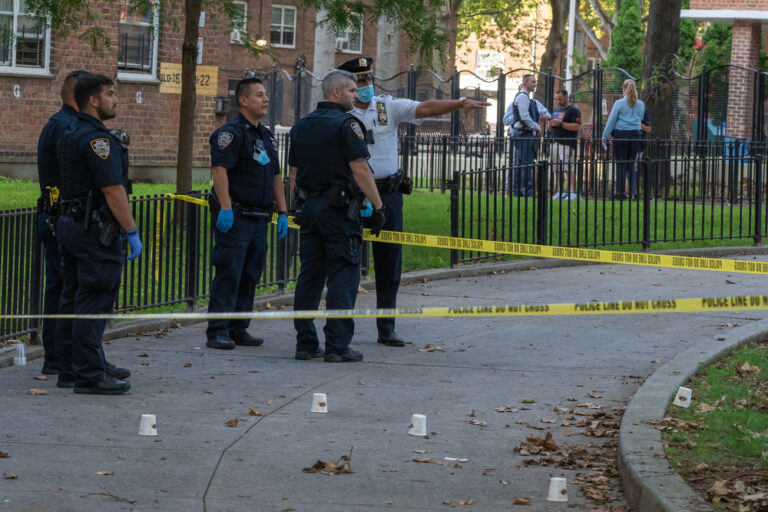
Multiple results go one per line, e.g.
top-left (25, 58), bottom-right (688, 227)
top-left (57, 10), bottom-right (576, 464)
top-left (606, 0), bottom-right (643, 78)
top-left (678, 0), bottom-right (697, 66)
top-left (699, 23), bottom-right (732, 89)
top-left (456, 0), bottom-right (540, 62)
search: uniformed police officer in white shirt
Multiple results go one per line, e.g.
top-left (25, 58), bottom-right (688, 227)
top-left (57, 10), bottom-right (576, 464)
top-left (338, 57), bottom-right (490, 347)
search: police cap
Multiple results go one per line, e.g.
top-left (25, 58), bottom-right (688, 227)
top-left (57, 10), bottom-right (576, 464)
top-left (338, 57), bottom-right (373, 80)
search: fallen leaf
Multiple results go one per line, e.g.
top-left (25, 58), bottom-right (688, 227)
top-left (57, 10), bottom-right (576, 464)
top-left (248, 408), bottom-right (263, 416)
top-left (410, 457), bottom-right (446, 465)
top-left (521, 399), bottom-right (535, 404)
top-left (421, 292), bottom-right (432, 296)
top-left (418, 344), bottom-right (445, 352)
top-left (357, 286), bottom-right (368, 294)
top-left (183, 363), bottom-right (192, 368)
top-left (33, 375), bottom-right (47, 381)
top-left (0, 451), bottom-right (8, 458)
top-left (512, 498), bottom-right (530, 505)
top-left (651, 359), bottom-right (660, 364)
top-left (281, 508), bottom-right (296, 512)
top-left (495, 406), bottom-right (518, 413)
top-left (413, 449), bottom-right (427, 454)
top-left (458, 499), bottom-right (474, 505)
top-left (137, 353), bottom-right (149, 357)
top-left (442, 500), bottom-right (451, 505)
top-left (225, 417), bottom-right (239, 428)
top-left (587, 390), bottom-right (602, 399)
top-left (725, 279), bottom-right (737, 284)
top-left (3, 473), bottom-right (17, 479)
top-left (739, 362), bottom-right (761, 374)
top-left (697, 403), bottom-right (716, 413)
top-left (267, 400), bottom-right (272, 406)
top-left (469, 419), bottom-right (487, 427)
top-left (28, 388), bottom-right (47, 396)
top-left (541, 418), bottom-right (555, 424)
top-left (96, 470), bottom-right (113, 476)
top-left (303, 455), bottom-right (353, 475)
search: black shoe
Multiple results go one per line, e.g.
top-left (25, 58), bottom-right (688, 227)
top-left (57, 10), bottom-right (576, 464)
top-left (74, 377), bottom-right (130, 395)
top-left (105, 361), bottom-right (131, 380)
top-left (41, 360), bottom-right (60, 375)
top-left (377, 331), bottom-right (405, 347)
top-left (324, 348), bottom-right (363, 363)
top-left (295, 348), bottom-right (325, 360)
top-left (206, 334), bottom-right (235, 350)
top-left (230, 330), bottom-right (264, 347)
top-left (56, 376), bottom-right (75, 388)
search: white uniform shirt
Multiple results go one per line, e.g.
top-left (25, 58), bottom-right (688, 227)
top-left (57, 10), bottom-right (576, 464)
top-left (348, 95), bottom-right (422, 179)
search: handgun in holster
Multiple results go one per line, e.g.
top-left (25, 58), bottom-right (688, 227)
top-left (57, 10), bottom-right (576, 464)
top-left (398, 170), bottom-right (413, 195)
top-left (293, 187), bottom-right (310, 226)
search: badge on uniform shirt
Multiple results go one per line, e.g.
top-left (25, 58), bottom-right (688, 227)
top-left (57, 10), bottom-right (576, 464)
top-left (217, 131), bottom-right (234, 150)
top-left (376, 102), bottom-right (388, 126)
top-left (90, 138), bottom-right (110, 159)
top-left (350, 121), bottom-right (365, 140)
top-left (268, 136), bottom-right (278, 152)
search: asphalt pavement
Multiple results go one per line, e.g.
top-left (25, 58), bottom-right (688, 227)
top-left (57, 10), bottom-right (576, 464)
top-left (2, 249), bottom-right (768, 512)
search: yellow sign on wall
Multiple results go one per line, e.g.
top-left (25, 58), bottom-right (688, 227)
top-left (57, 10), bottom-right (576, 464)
top-left (159, 63), bottom-right (218, 96)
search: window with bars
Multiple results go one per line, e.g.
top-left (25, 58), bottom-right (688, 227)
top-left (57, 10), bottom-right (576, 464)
top-left (335, 16), bottom-right (362, 54)
top-left (270, 5), bottom-right (295, 48)
top-left (118, 1), bottom-right (158, 79)
top-left (0, 0), bottom-right (50, 73)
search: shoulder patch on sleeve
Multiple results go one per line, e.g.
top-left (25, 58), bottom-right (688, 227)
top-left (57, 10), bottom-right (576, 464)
top-left (350, 122), bottom-right (364, 140)
top-left (217, 131), bottom-right (234, 150)
top-left (89, 138), bottom-right (110, 160)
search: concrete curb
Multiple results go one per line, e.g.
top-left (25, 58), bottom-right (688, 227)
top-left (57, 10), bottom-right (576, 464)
top-left (618, 315), bottom-right (768, 511)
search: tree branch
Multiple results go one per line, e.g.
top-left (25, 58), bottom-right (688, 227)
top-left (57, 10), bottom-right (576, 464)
top-left (586, 0), bottom-right (613, 33)
top-left (461, 0), bottom-right (523, 18)
top-left (576, 13), bottom-right (607, 60)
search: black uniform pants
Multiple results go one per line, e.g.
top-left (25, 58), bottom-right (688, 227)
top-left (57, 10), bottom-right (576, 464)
top-left (371, 190), bottom-right (403, 335)
top-left (36, 211), bottom-right (63, 365)
top-left (293, 197), bottom-right (362, 356)
top-left (56, 215), bottom-right (123, 387)
top-left (207, 215), bottom-right (268, 336)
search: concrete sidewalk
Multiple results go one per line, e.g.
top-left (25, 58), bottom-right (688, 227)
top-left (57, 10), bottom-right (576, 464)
top-left (2, 253), bottom-right (768, 511)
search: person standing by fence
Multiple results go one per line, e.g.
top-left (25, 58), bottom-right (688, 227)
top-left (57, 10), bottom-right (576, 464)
top-left (339, 57), bottom-right (489, 347)
top-left (602, 79), bottom-right (645, 200)
top-left (548, 88), bottom-right (582, 200)
top-left (503, 74), bottom-right (540, 197)
top-left (206, 77), bottom-right (288, 350)
top-left (289, 70), bottom-right (385, 363)
top-left (56, 73), bottom-right (141, 395)
top-left (35, 70), bottom-right (86, 375)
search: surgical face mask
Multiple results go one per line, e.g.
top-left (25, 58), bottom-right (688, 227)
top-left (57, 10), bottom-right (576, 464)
top-left (255, 149), bottom-right (270, 165)
top-left (357, 84), bottom-right (374, 103)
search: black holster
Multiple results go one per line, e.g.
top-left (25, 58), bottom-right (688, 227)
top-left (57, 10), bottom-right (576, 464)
top-left (96, 206), bottom-right (120, 246)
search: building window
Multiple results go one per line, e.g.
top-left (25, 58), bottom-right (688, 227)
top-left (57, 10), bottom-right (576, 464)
top-left (230, 1), bottom-right (247, 44)
top-left (335, 16), bottom-right (362, 54)
top-left (118, 1), bottom-right (159, 80)
top-left (476, 50), bottom-right (504, 79)
top-left (270, 5), bottom-right (295, 48)
top-left (0, 0), bottom-right (51, 74)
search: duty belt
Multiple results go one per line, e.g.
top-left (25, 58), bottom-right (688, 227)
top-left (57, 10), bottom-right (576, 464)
top-left (376, 172), bottom-right (404, 194)
top-left (233, 204), bottom-right (272, 219)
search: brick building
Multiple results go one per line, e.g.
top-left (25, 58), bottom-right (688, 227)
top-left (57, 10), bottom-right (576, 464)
top-left (682, 1), bottom-right (768, 138)
top-left (0, 1), bottom-right (419, 182)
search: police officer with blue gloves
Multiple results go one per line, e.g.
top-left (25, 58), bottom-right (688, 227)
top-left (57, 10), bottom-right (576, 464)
top-left (289, 69), bottom-right (385, 363)
top-left (338, 57), bottom-right (489, 347)
top-left (35, 69), bottom-right (86, 375)
top-left (206, 76), bottom-right (288, 350)
top-left (56, 73), bottom-right (141, 395)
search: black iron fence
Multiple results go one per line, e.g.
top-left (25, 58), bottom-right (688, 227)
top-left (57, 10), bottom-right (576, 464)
top-left (3, 136), bottom-right (768, 340)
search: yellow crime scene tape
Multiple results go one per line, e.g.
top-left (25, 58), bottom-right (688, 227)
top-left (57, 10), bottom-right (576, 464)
top-left (166, 193), bottom-right (768, 276)
top-left (4, 295), bottom-right (768, 321)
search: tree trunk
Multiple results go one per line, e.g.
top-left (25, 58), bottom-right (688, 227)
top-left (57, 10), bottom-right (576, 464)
top-left (641, 0), bottom-right (681, 191)
top-left (176, 0), bottom-right (203, 194)
top-left (538, 0), bottom-right (568, 81)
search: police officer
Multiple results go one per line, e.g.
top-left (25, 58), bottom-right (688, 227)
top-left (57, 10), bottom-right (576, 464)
top-left (35, 69), bottom-right (86, 375)
top-left (206, 76), bottom-right (288, 350)
top-left (338, 57), bottom-right (489, 347)
top-left (289, 69), bottom-right (386, 362)
top-left (56, 73), bottom-right (141, 395)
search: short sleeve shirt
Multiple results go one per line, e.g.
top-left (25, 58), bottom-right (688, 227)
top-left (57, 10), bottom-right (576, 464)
top-left (550, 104), bottom-right (582, 147)
top-left (37, 104), bottom-right (77, 194)
top-left (210, 113), bottom-right (280, 208)
top-left (348, 95), bottom-right (421, 179)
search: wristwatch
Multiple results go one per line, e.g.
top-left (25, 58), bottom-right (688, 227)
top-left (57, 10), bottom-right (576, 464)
top-left (459, 96), bottom-right (467, 105)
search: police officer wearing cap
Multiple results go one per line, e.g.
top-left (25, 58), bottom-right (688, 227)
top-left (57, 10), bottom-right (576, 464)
top-left (206, 76), bottom-right (288, 350)
top-left (35, 69), bottom-right (86, 375)
top-left (289, 69), bottom-right (385, 363)
top-left (56, 73), bottom-right (141, 395)
top-left (338, 57), bottom-right (489, 347)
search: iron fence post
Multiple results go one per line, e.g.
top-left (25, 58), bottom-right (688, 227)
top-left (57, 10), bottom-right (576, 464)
top-left (185, 194), bottom-right (201, 310)
top-left (592, 65), bottom-right (603, 139)
top-left (28, 219), bottom-right (42, 343)
top-left (496, 71), bottom-right (506, 143)
top-left (642, 156), bottom-right (652, 250)
top-left (294, 58), bottom-right (304, 123)
top-left (753, 70), bottom-right (765, 143)
top-left (545, 67), bottom-right (554, 114)
top-left (450, 171), bottom-right (459, 267)
top-left (402, 64), bottom-right (416, 174)
top-left (450, 67), bottom-right (460, 139)
top-left (536, 159), bottom-right (548, 245)
top-left (269, 64), bottom-right (277, 133)
top-left (755, 153), bottom-right (763, 245)
top-left (441, 135), bottom-right (448, 193)
top-left (276, 180), bottom-right (290, 290)
top-left (696, 66), bottom-right (708, 156)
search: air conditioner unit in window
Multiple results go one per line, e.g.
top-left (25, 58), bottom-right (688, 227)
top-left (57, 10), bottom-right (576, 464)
top-left (335, 39), bottom-right (346, 51)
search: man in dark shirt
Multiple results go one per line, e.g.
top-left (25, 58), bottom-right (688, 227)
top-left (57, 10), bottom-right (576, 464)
top-left (35, 70), bottom-right (86, 374)
top-left (548, 88), bottom-right (582, 200)
top-left (288, 69), bottom-right (385, 363)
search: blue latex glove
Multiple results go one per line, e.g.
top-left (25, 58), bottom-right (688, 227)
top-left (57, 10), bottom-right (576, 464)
top-left (360, 203), bottom-right (373, 218)
top-left (125, 229), bottom-right (143, 261)
top-left (216, 208), bottom-right (233, 233)
top-left (277, 214), bottom-right (288, 240)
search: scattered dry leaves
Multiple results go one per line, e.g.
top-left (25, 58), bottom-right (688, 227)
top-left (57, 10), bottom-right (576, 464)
top-left (28, 388), bottom-right (46, 396)
top-left (303, 455), bottom-right (353, 475)
top-left (33, 375), bottom-right (47, 381)
top-left (3, 473), bottom-right (17, 479)
top-left (495, 406), bottom-right (518, 413)
top-left (96, 470), bottom-right (113, 476)
top-left (248, 408), bottom-right (263, 416)
top-left (512, 498), bottom-right (530, 505)
top-left (418, 344), bottom-right (444, 352)
top-left (410, 457), bottom-right (446, 466)
top-left (225, 417), bottom-right (239, 428)
top-left (738, 362), bottom-right (761, 375)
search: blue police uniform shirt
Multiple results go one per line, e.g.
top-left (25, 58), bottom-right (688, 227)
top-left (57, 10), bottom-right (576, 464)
top-left (210, 112), bottom-right (280, 209)
top-left (59, 113), bottom-right (126, 203)
top-left (288, 101), bottom-right (370, 189)
top-left (37, 104), bottom-right (77, 195)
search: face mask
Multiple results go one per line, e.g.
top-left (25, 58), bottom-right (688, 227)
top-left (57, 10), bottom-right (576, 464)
top-left (254, 149), bottom-right (270, 165)
top-left (357, 85), bottom-right (374, 103)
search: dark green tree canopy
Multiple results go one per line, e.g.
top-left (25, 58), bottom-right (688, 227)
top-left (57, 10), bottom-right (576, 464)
top-left (606, 0), bottom-right (643, 77)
